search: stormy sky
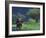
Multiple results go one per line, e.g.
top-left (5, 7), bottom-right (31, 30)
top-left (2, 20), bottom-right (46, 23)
top-left (12, 7), bottom-right (40, 21)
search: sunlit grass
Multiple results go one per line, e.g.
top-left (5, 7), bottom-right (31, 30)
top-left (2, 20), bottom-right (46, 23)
top-left (12, 20), bottom-right (40, 31)
top-left (21, 21), bottom-right (40, 30)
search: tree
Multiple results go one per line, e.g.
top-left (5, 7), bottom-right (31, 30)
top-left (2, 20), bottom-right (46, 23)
top-left (26, 8), bottom-right (40, 22)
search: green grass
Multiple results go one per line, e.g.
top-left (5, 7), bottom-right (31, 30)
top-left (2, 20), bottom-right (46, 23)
top-left (12, 20), bottom-right (40, 31)
top-left (21, 21), bottom-right (40, 30)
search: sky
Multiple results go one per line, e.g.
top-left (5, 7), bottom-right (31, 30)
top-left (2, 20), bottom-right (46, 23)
top-left (12, 7), bottom-right (40, 21)
top-left (12, 7), bottom-right (30, 15)
top-left (12, 7), bottom-right (32, 21)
